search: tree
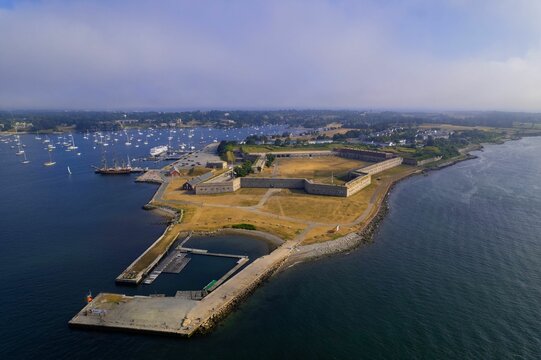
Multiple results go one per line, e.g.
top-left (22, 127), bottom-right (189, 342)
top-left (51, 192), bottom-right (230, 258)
top-left (233, 160), bottom-right (253, 177)
top-left (265, 154), bottom-right (276, 167)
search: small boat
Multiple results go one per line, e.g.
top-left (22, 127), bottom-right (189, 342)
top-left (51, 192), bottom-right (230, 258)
top-left (86, 290), bottom-right (93, 303)
top-left (125, 131), bottom-right (132, 146)
top-left (21, 152), bottom-right (30, 164)
top-left (67, 166), bottom-right (72, 175)
top-left (150, 145), bottom-right (168, 157)
top-left (67, 134), bottom-right (78, 150)
top-left (15, 142), bottom-right (25, 155)
top-left (44, 150), bottom-right (56, 166)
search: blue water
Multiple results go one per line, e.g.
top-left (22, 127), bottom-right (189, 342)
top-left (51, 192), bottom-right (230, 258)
top-left (1, 134), bottom-right (541, 359)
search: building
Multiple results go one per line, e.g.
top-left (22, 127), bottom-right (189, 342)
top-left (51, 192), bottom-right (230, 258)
top-left (206, 161), bottom-right (227, 169)
top-left (182, 171), bottom-right (214, 191)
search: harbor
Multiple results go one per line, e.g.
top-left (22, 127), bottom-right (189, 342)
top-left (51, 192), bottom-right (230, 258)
top-left (69, 241), bottom-right (291, 336)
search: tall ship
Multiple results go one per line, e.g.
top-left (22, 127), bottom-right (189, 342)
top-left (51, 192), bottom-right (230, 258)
top-left (150, 145), bottom-right (168, 157)
top-left (94, 157), bottom-right (132, 175)
top-left (93, 157), bottom-right (146, 175)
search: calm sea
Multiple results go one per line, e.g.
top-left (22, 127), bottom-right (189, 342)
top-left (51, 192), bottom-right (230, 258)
top-left (1, 133), bottom-right (540, 359)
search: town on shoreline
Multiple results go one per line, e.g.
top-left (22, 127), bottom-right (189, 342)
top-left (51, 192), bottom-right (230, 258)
top-left (66, 117), bottom-right (541, 337)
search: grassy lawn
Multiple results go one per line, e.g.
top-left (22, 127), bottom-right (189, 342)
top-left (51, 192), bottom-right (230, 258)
top-left (156, 162), bottom-right (418, 245)
top-left (262, 188), bottom-right (371, 222)
top-left (162, 178), bottom-right (267, 207)
top-left (128, 223), bottom-right (184, 272)
top-left (250, 156), bottom-right (368, 185)
top-left (161, 204), bottom-right (307, 241)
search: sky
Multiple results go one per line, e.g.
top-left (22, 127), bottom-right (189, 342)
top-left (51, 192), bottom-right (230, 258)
top-left (1, 0), bottom-right (541, 111)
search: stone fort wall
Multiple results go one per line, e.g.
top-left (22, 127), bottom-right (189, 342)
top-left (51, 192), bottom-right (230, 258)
top-left (270, 150), bottom-right (334, 158)
top-left (402, 156), bottom-right (442, 166)
top-left (356, 157), bottom-right (403, 175)
top-left (191, 148), bottom-right (404, 197)
top-left (345, 173), bottom-right (372, 196)
top-left (304, 181), bottom-right (349, 197)
top-left (335, 148), bottom-right (394, 162)
top-left (240, 177), bottom-right (305, 189)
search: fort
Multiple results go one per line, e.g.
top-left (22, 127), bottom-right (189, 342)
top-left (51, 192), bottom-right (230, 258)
top-left (70, 146), bottom-right (420, 338)
top-left (188, 148), bottom-right (403, 198)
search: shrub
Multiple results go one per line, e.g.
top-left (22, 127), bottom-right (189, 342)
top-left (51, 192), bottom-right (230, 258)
top-left (232, 223), bottom-right (256, 230)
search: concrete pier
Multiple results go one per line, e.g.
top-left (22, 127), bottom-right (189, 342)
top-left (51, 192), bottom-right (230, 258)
top-left (206, 257), bottom-right (249, 292)
top-left (116, 230), bottom-right (186, 285)
top-left (69, 243), bottom-right (292, 337)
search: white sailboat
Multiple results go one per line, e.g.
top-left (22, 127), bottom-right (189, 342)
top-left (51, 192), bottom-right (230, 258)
top-left (125, 131), bottom-right (132, 146)
top-left (44, 150), bottom-right (56, 166)
top-left (15, 137), bottom-right (25, 155)
top-left (22, 151), bottom-right (30, 164)
top-left (15, 144), bottom-right (25, 156)
top-left (67, 134), bottom-right (78, 150)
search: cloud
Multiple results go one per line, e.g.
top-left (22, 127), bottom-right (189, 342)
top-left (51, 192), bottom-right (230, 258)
top-left (0, 0), bottom-right (540, 111)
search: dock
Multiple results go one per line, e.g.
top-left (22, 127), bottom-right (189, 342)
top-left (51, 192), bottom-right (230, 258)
top-left (177, 246), bottom-right (247, 259)
top-left (115, 229), bottom-right (184, 285)
top-left (69, 243), bottom-right (292, 337)
top-left (143, 252), bottom-right (191, 285)
top-left (143, 244), bottom-right (248, 285)
top-left (206, 257), bottom-right (249, 292)
top-left (135, 169), bottom-right (164, 184)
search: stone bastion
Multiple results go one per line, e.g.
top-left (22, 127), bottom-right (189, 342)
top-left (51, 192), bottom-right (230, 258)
top-left (189, 148), bottom-right (403, 198)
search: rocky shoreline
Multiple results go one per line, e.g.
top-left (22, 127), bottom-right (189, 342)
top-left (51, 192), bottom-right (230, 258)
top-left (119, 145), bottom-right (483, 335)
top-left (283, 150), bottom-right (481, 268)
top-left (195, 251), bottom-right (289, 335)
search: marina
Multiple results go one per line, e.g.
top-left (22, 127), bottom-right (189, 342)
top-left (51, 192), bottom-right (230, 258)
top-left (68, 242), bottom-right (291, 337)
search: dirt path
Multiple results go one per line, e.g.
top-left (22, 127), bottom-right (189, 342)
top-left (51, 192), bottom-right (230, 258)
top-left (253, 188), bottom-right (281, 208)
top-left (152, 170), bottom-right (417, 242)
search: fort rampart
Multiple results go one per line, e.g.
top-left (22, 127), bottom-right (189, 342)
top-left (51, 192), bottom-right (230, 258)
top-left (190, 148), bottom-right (405, 197)
top-left (240, 177), bottom-right (305, 189)
top-left (356, 157), bottom-right (403, 175)
top-left (402, 156), bottom-right (442, 166)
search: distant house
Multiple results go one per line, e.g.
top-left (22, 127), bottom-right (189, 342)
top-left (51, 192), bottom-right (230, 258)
top-left (115, 119), bottom-right (138, 126)
top-left (169, 165), bottom-right (182, 177)
top-left (307, 140), bottom-right (333, 145)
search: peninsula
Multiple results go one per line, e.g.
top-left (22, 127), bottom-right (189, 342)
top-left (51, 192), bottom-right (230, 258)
top-left (68, 122), bottom-right (540, 337)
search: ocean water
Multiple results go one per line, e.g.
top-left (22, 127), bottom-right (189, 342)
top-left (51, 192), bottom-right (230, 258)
top-left (1, 134), bottom-right (541, 359)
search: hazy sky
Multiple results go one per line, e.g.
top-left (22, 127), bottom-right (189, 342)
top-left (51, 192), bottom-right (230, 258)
top-left (1, 0), bottom-right (541, 111)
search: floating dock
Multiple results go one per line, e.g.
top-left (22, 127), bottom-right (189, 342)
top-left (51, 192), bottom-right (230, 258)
top-left (143, 245), bottom-right (247, 285)
top-left (143, 252), bottom-right (191, 285)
